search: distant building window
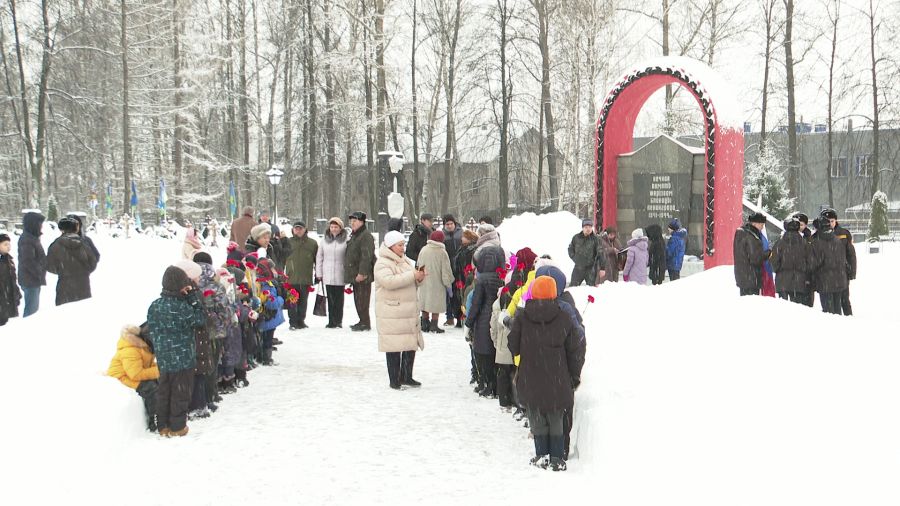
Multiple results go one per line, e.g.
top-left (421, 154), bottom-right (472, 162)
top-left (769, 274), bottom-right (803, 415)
top-left (471, 178), bottom-right (482, 195)
top-left (855, 154), bottom-right (873, 177)
top-left (830, 157), bottom-right (848, 178)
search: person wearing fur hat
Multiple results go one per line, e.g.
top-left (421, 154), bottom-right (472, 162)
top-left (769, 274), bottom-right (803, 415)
top-left (416, 229), bottom-right (454, 333)
top-left (246, 222), bottom-right (274, 259)
top-left (568, 219), bottom-right (601, 286)
top-left (810, 218), bottom-right (850, 315)
top-left (441, 215), bottom-right (463, 326)
top-left (508, 276), bottom-right (585, 472)
top-left (230, 206), bottom-right (256, 254)
top-left (374, 230), bottom-right (427, 389)
top-left (345, 211), bottom-right (376, 331)
top-left (107, 325), bottom-right (160, 430)
top-left (406, 213), bottom-right (434, 262)
top-left (147, 266), bottom-right (206, 437)
top-left (665, 219), bottom-right (687, 281)
top-left (0, 233), bottom-right (22, 326)
top-left (769, 218), bottom-right (811, 304)
top-left (285, 221), bottom-right (318, 330)
top-left (451, 230), bottom-right (479, 328)
top-left (466, 238), bottom-right (505, 398)
top-left (17, 211), bottom-right (46, 317)
top-left (733, 212), bottom-right (770, 296)
top-left (316, 217), bottom-right (348, 328)
top-left (819, 208), bottom-right (856, 315)
top-left (597, 227), bottom-right (621, 283)
top-left (622, 228), bottom-right (649, 284)
top-left (46, 217), bottom-right (98, 306)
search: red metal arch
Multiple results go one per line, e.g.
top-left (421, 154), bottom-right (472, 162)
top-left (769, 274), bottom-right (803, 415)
top-left (594, 64), bottom-right (744, 268)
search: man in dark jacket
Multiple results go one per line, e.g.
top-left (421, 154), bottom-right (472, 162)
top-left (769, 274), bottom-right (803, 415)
top-left (46, 217), bottom-right (99, 306)
top-left (285, 221), bottom-right (318, 329)
top-left (441, 214), bottom-right (463, 326)
top-left (345, 212), bottom-right (375, 331)
top-left (665, 218), bottom-right (687, 281)
top-left (18, 211), bottom-right (46, 317)
top-left (508, 275), bottom-right (586, 472)
top-left (820, 208), bottom-right (856, 315)
top-left (0, 233), bottom-right (21, 326)
top-left (733, 212), bottom-right (769, 296)
top-left (67, 212), bottom-right (101, 263)
top-left (809, 220), bottom-right (849, 314)
top-left (770, 218), bottom-right (810, 304)
top-left (568, 219), bottom-right (600, 287)
top-left (405, 213), bottom-right (433, 262)
top-left (644, 224), bottom-right (667, 285)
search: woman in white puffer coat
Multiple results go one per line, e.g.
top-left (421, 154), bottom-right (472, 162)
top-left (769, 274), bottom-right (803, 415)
top-left (374, 231), bottom-right (426, 390)
top-left (315, 217), bottom-right (348, 328)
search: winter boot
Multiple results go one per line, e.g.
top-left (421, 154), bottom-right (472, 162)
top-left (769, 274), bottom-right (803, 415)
top-left (443, 318), bottom-right (455, 326)
top-left (158, 427), bottom-right (171, 438)
top-left (420, 316), bottom-right (431, 333)
top-left (169, 426), bottom-right (190, 437)
top-left (260, 348), bottom-right (275, 366)
top-left (188, 407), bottom-right (210, 420)
top-left (147, 414), bottom-right (158, 433)
top-left (430, 319), bottom-right (445, 334)
top-left (549, 457), bottom-right (567, 472)
top-left (529, 455), bottom-right (550, 469)
top-left (400, 352), bottom-right (421, 387)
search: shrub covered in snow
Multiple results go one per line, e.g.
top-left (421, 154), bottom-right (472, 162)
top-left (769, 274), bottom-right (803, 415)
top-left (868, 191), bottom-right (889, 239)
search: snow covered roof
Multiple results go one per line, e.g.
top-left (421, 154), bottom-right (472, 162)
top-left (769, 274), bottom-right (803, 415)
top-left (620, 134), bottom-right (705, 157)
top-left (630, 56), bottom-right (745, 131)
top-left (845, 201), bottom-right (900, 212)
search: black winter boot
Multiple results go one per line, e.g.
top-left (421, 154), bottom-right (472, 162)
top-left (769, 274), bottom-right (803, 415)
top-left (400, 352), bottom-right (421, 387)
top-left (420, 316), bottom-right (431, 333)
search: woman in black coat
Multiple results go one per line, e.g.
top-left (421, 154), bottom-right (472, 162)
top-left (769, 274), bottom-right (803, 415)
top-left (46, 218), bottom-right (98, 306)
top-left (769, 219), bottom-right (810, 304)
top-left (0, 234), bottom-right (21, 325)
top-left (465, 244), bottom-right (505, 397)
top-left (644, 224), bottom-right (667, 285)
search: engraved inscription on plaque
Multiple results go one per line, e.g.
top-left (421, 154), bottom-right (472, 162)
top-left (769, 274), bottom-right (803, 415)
top-left (633, 173), bottom-right (691, 227)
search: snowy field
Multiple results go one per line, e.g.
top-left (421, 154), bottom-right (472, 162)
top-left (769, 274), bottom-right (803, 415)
top-left (2, 213), bottom-right (900, 505)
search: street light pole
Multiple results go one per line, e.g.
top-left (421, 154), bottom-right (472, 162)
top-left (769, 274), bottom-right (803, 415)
top-left (266, 165), bottom-right (284, 224)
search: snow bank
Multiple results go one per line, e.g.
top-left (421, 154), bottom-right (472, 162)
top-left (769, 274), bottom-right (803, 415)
top-left (496, 211), bottom-right (583, 275)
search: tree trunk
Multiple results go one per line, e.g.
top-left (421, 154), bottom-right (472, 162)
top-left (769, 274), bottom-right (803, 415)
top-left (783, 0), bottom-right (799, 198)
top-left (10, 0), bottom-right (40, 206)
top-left (306, 0), bottom-right (319, 221)
top-left (825, 0), bottom-right (837, 206)
top-left (442, 0), bottom-right (462, 215)
top-left (662, 0), bottom-right (673, 136)
top-left (239, 0), bottom-right (252, 208)
top-left (498, 0), bottom-right (510, 219)
top-left (410, 0), bottom-right (420, 218)
top-left (868, 0), bottom-right (879, 198)
top-left (364, 21), bottom-right (376, 220)
top-left (760, 0), bottom-right (775, 145)
top-left (121, 0), bottom-right (133, 215)
top-left (172, 0), bottom-right (185, 219)
top-left (324, 0), bottom-right (338, 219)
top-left (535, 0), bottom-right (559, 210)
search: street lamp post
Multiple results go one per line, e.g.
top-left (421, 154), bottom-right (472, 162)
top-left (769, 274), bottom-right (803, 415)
top-left (266, 165), bottom-right (284, 224)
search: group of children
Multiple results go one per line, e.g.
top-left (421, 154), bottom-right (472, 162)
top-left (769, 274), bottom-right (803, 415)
top-left (107, 248), bottom-right (291, 437)
top-left (462, 230), bottom-right (587, 472)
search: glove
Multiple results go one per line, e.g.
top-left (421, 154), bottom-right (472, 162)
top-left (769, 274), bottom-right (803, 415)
top-left (465, 328), bottom-right (474, 344)
top-left (248, 310), bottom-right (259, 321)
top-left (623, 275), bottom-right (630, 282)
top-left (502, 315), bottom-right (511, 329)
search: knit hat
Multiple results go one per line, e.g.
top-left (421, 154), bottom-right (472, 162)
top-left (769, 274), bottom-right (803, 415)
top-left (631, 228), bottom-right (644, 240)
top-left (531, 276), bottom-right (557, 300)
top-left (443, 214), bottom-right (456, 226)
top-left (462, 229), bottom-right (478, 244)
top-left (430, 230), bottom-right (445, 242)
top-left (250, 223), bottom-right (272, 241)
top-left (162, 265), bottom-right (192, 293)
top-left (581, 218), bottom-right (594, 228)
top-left (515, 247), bottom-right (537, 272)
top-left (0, 233), bottom-right (9, 244)
top-left (477, 223), bottom-right (495, 236)
top-left (383, 230), bottom-right (405, 247)
top-left (668, 218), bottom-right (681, 230)
top-left (748, 212), bottom-right (767, 224)
top-left (192, 251), bottom-right (213, 265)
top-left (58, 217), bottom-right (79, 233)
top-left (174, 259), bottom-right (203, 281)
top-left (535, 265), bottom-right (567, 297)
top-left (329, 216), bottom-right (344, 229)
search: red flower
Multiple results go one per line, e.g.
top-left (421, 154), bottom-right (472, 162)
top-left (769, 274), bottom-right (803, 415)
top-left (307, 285), bottom-right (315, 293)
top-left (587, 295), bottom-right (595, 304)
top-left (284, 282), bottom-right (294, 290)
top-left (463, 264), bottom-right (474, 275)
top-left (505, 263), bottom-right (511, 270)
top-left (517, 262), bottom-right (525, 270)
top-left (501, 286), bottom-right (510, 294)
top-left (227, 242), bottom-right (238, 252)
top-left (344, 287), bottom-right (354, 294)
top-left (203, 289), bottom-right (215, 297)
top-left (516, 280), bottom-right (523, 287)
top-left (455, 280), bottom-right (465, 290)
top-left (226, 259), bottom-right (241, 268)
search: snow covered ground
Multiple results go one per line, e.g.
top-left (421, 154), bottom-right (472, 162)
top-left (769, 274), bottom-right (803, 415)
top-left (2, 215), bottom-right (899, 505)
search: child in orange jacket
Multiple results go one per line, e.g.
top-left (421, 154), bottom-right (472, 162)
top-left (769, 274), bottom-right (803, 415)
top-left (107, 324), bottom-right (160, 431)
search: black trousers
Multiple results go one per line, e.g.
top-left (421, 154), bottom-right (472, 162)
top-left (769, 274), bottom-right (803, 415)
top-left (352, 281), bottom-right (371, 326)
top-left (739, 286), bottom-right (759, 296)
top-left (288, 284), bottom-right (311, 326)
top-left (156, 368), bottom-right (194, 432)
top-left (526, 408), bottom-right (565, 459)
top-left (189, 373), bottom-right (207, 411)
top-left (136, 380), bottom-right (158, 428)
top-left (325, 284), bottom-right (345, 326)
top-left (668, 269), bottom-right (681, 281)
top-left (840, 288), bottom-right (853, 316)
top-left (820, 291), bottom-right (843, 314)
top-left (475, 352), bottom-right (497, 394)
top-left (569, 265), bottom-right (595, 287)
top-left (385, 351), bottom-right (416, 385)
top-left (497, 364), bottom-right (515, 407)
top-left (778, 290), bottom-right (808, 304)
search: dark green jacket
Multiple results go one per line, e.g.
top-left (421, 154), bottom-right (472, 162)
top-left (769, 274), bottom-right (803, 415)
top-left (344, 225), bottom-right (375, 283)
top-left (285, 234), bottom-right (318, 285)
top-left (568, 232), bottom-right (600, 269)
top-left (147, 291), bottom-right (206, 373)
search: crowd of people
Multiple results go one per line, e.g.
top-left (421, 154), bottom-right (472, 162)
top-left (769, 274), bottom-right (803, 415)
top-left (733, 208), bottom-right (857, 315)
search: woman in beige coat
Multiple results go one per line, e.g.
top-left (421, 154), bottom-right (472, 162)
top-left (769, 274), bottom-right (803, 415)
top-left (374, 231), bottom-right (427, 389)
top-left (415, 230), bottom-right (454, 334)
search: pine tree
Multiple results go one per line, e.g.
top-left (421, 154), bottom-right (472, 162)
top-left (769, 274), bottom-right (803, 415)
top-left (745, 139), bottom-right (795, 219)
top-left (47, 194), bottom-right (58, 222)
top-left (867, 191), bottom-right (889, 239)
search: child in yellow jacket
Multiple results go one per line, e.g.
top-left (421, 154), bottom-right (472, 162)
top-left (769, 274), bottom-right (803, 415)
top-left (108, 325), bottom-right (160, 431)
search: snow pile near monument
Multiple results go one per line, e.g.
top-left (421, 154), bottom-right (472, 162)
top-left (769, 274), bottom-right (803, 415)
top-left (497, 211), bottom-right (583, 275)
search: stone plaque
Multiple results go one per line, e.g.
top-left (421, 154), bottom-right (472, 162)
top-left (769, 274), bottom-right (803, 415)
top-left (633, 173), bottom-right (691, 228)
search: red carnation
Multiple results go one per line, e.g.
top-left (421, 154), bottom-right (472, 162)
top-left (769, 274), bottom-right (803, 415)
top-left (227, 242), bottom-right (237, 252)
top-left (505, 263), bottom-right (511, 270)
top-left (203, 289), bottom-right (215, 297)
top-left (501, 286), bottom-right (510, 294)
top-left (344, 287), bottom-right (354, 294)
top-left (284, 282), bottom-right (294, 289)
top-left (226, 259), bottom-right (241, 268)
top-left (587, 295), bottom-right (595, 303)
top-left (516, 280), bottom-right (523, 287)
top-left (455, 280), bottom-right (464, 290)
top-left (307, 285), bottom-right (315, 293)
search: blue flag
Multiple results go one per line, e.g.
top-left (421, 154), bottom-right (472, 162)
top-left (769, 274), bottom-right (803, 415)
top-left (158, 179), bottom-right (167, 211)
top-left (229, 180), bottom-right (237, 219)
top-left (106, 184), bottom-right (113, 216)
top-left (130, 181), bottom-right (138, 208)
